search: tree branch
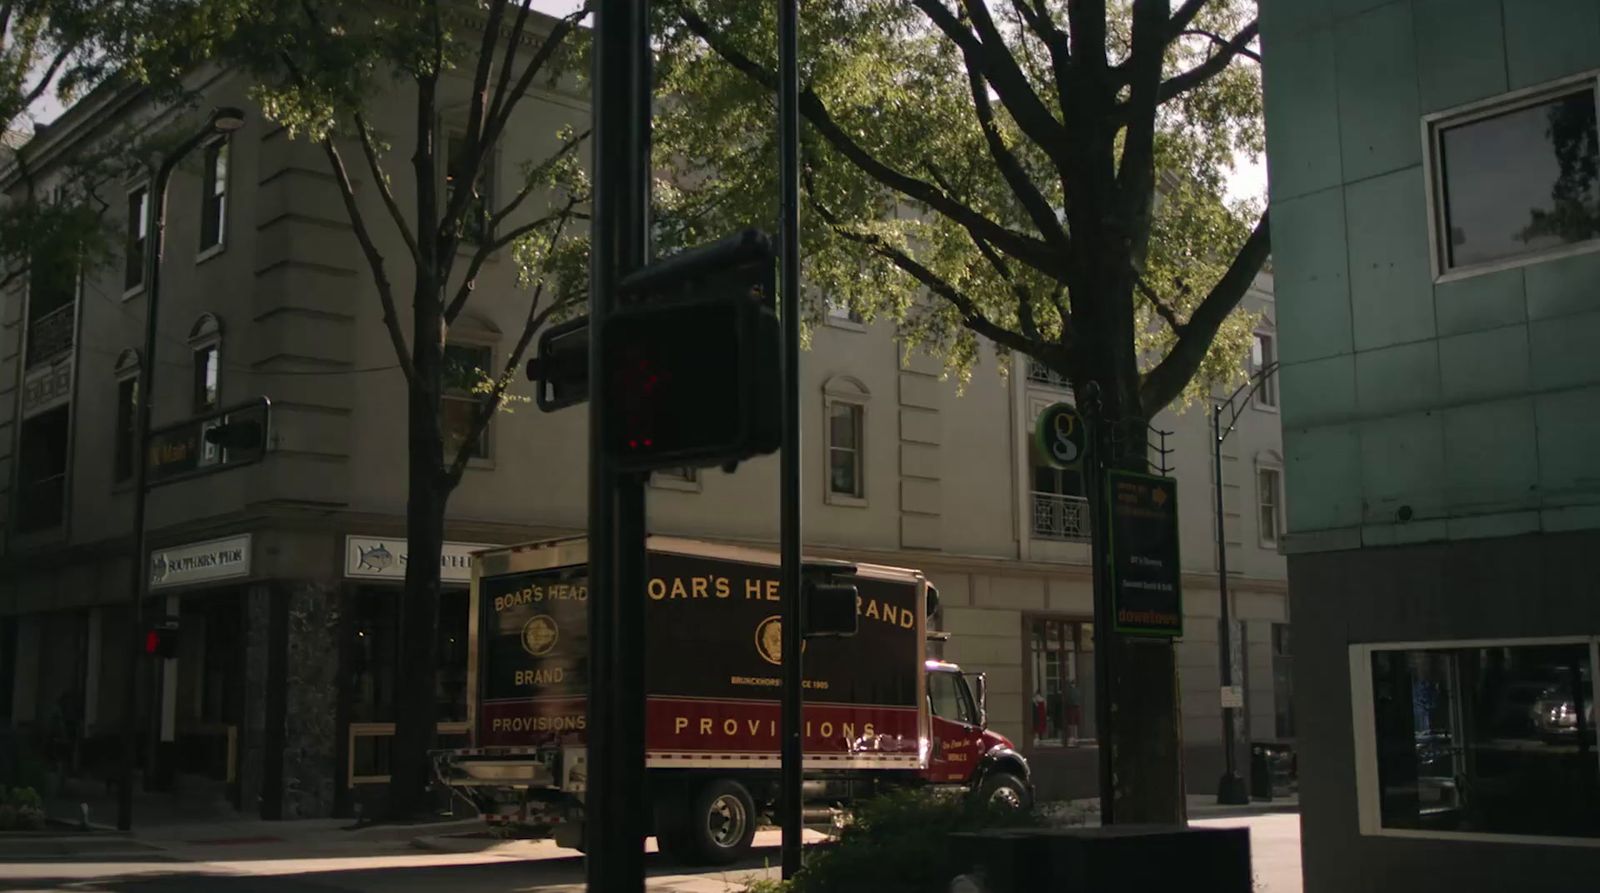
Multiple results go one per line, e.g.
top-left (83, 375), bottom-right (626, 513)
top-left (673, 1), bottom-right (1061, 277)
top-left (353, 112), bottom-right (421, 266)
top-left (1168, 0), bottom-right (1210, 37)
top-left (960, 38), bottom-right (1071, 257)
top-left (445, 206), bottom-right (581, 482)
top-left (1115, 0), bottom-right (1171, 265)
top-left (1157, 19), bottom-right (1259, 104)
top-left (19, 45), bottom-right (73, 112)
top-left (484, 0), bottom-right (538, 128)
top-left (1181, 28), bottom-right (1261, 63)
top-left (1133, 273), bottom-right (1187, 334)
top-left (320, 137), bottom-right (416, 384)
top-left (910, 0), bottom-right (1072, 174)
top-left (445, 197), bottom-right (581, 324)
top-left (1138, 210), bottom-right (1270, 415)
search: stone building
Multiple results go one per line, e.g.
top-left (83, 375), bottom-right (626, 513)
top-left (1261, 1), bottom-right (1600, 890)
top-left (1, 33), bottom-right (1290, 819)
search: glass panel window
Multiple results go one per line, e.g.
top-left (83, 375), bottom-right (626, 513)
top-left (447, 134), bottom-right (493, 243)
top-left (115, 378), bottom-right (138, 482)
top-left (1028, 617), bottom-right (1094, 747)
top-left (192, 345), bottom-right (220, 414)
top-left (928, 671), bottom-right (975, 726)
top-left (442, 343), bottom-right (493, 460)
top-left (16, 406), bottom-right (70, 532)
top-left (1272, 623), bottom-right (1294, 739)
top-left (1258, 467), bottom-right (1282, 546)
top-left (1369, 642), bottom-right (1599, 837)
top-left (827, 301), bottom-right (863, 324)
top-left (1251, 332), bottom-right (1277, 407)
top-left (1432, 83), bottom-right (1600, 273)
top-left (125, 186), bottom-right (149, 290)
top-left (350, 586), bottom-right (472, 723)
top-left (827, 401), bottom-right (863, 498)
top-left (200, 138), bottom-right (229, 251)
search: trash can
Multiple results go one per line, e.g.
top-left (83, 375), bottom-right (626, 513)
top-left (1250, 742), bottom-right (1295, 801)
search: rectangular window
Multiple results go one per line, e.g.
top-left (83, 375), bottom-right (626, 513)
top-left (654, 467), bottom-right (698, 484)
top-left (192, 345), bottom-right (220, 414)
top-left (114, 378), bottom-right (138, 483)
top-left (25, 236), bottom-right (78, 368)
top-left (1428, 80), bottom-right (1600, 276)
top-left (447, 134), bottom-right (492, 243)
top-left (199, 138), bottom-right (229, 252)
top-left (1362, 640), bottom-right (1599, 840)
top-left (442, 342), bottom-right (493, 461)
top-left (1028, 617), bottom-right (1095, 747)
top-left (1251, 332), bottom-right (1277, 407)
top-left (1258, 467), bottom-right (1282, 546)
top-left (827, 301), bottom-right (864, 325)
top-left (125, 185), bottom-right (149, 291)
top-left (1272, 623), bottom-right (1294, 739)
top-left (16, 405), bottom-right (70, 532)
top-left (1026, 359), bottom-right (1071, 389)
top-left (827, 401), bottom-right (864, 498)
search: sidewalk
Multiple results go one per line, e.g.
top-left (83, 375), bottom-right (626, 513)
top-left (1041, 792), bottom-right (1300, 826)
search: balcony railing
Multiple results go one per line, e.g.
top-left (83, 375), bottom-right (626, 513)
top-left (25, 304), bottom-right (74, 368)
top-left (1026, 359), bottom-right (1070, 389)
top-left (1032, 491), bottom-right (1090, 542)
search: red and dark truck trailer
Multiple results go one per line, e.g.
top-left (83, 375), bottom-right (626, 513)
top-left (434, 535), bottom-right (1031, 864)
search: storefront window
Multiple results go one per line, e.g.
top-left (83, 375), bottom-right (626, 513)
top-left (1369, 641), bottom-right (1599, 838)
top-left (1028, 617), bottom-right (1095, 747)
top-left (349, 587), bottom-right (470, 723)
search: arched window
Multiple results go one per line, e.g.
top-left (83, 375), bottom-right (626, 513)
top-left (188, 313), bottom-right (223, 414)
top-left (113, 349), bottom-right (141, 483)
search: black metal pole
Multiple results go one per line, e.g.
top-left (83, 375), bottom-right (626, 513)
top-left (1082, 383), bottom-right (1115, 826)
top-left (587, 3), bottom-right (650, 889)
top-left (117, 110), bottom-right (241, 831)
top-left (1213, 404), bottom-right (1246, 804)
top-left (778, 0), bottom-right (804, 878)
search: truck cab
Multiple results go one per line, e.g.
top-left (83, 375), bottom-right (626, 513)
top-left (924, 660), bottom-right (1032, 808)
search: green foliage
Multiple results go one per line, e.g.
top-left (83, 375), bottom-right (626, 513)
top-left (655, 0), bottom-right (1268, 420)
top-left (744, 788), bottom-right (1042, 893)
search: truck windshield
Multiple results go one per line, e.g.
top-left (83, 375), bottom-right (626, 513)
top-left (928, 671), bottom-right (976, 726)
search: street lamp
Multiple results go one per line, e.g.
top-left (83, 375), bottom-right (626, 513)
top-left (117, 106), bottom-right (246, 832)
top-left (1211, 359), bottom-right (1278, 806)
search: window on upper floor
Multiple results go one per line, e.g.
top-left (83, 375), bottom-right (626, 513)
top-left (442, 342), bottom-right (494, 462)
top-left (827, 400), bottom-right (864, 500)
top-left (15, 405), bottom-right (69, 533)
top-left (1258, 464), bottom-right (1283, 549)
top-left (1026, 358), bottom-right (1070, 389)
top-left (447, 133), bottom-right (494, 244)
top-left (192, 344), bottom-right (220, 415)
top-left (826, 300), bottom-right (864, 326)
top-left (1250, 331), bottom-right (1277, 409)
top-left (25, 235), bottom-right (78, 369)
top-left (199, 136), bottom-right (229, 253)
top-left (125, 184), bottom-right (149, 292)
top-left (115, 374), bottom-right (139, 484)
top-left (1427, 77), bottom-right (1600, 279)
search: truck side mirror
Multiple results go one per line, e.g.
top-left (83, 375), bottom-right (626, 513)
top-left (969, 672), bottom-right (988, 729)
top-left (803, 581), bottom-right (858, 638)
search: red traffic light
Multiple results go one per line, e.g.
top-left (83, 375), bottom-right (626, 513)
top-left (144, 621), bottom-right (179, 658)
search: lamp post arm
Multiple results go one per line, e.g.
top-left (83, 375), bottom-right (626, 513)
top-left (1215, 360), bottom-right (1280, 445)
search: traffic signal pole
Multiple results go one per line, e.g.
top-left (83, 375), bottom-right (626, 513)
top-left (778, 0), bottom-right (805, 879)
top-left (587, 3), bottom-right (651, 890)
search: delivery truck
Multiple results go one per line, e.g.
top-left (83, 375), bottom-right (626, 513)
top-left (433, 535), bottom-right (1031, 865)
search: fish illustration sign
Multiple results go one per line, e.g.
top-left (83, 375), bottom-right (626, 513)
top-left (344, 536), bottom-right (497, 583)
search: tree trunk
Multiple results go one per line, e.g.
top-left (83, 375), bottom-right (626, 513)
top-left (1076, 272), bottom-right (1187, 826)
top-left (387, 277), bottom-right (447, 820)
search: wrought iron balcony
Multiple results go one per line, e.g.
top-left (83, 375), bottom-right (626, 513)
top-left (1026, 359), bottom-right (1070, 389)
top-left (25, 304), bottom-right (74, 368)
top-left (1031, 491), bottom-right (1090, 542)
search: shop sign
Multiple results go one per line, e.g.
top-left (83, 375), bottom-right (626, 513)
top-left (1034, 402), bottom-right (1086, 468)
top-left (149, 534), bottom-right (252, 589)
top-left (1106, 470), bottom-right (1182, 637)
top-left (344, 536), bottom-right (497, 584)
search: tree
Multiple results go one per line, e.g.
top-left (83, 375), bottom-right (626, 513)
top-left (0, 0), bottom-right (125, 293)
top-left (654, 0), bottom-right (1267, 823)
top-left (193, 0), bottom-right (592, 818)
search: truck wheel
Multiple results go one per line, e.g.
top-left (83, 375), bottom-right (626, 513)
top-left (976, 771), bottom-right (1032, 812)
top-left (687, 778), bottom-right (757, 865)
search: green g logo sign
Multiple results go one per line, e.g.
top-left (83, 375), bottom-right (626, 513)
top-left (1035, 403), bottom-right (1087, 468)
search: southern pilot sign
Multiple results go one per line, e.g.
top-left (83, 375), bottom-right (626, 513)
top-left (1106, 470), bottom-right (1183, 637)
top-left (1034, 402), bottom-right (1086, 468)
